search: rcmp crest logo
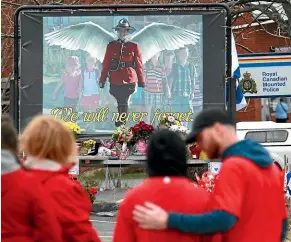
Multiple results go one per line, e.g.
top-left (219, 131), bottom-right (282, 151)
top-left (239, 72), bottom-right (257, 94)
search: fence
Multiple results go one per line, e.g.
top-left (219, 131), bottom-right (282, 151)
top-left (76, 156), bottom-right (213, 204)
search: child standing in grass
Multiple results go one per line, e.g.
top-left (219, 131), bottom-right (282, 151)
top-left (53, 56), bottom-right (82, 112)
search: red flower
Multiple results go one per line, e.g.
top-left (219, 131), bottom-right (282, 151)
top-left (194, 171), bottom-right (217, 193)
top-left (89, 187), bottom-right (98, 195)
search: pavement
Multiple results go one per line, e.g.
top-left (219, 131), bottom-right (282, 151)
top-left (91, 189), bottom-right (125, 242)
top-left (91, 215), bottom-right (115, 242)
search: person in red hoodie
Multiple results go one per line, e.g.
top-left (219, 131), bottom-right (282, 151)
top-left (133, 109), bottom-right (287, 242)
top-left (113, 129), bottom-right (220, 242)
top-left (20, 115), bottom-right (101, 242)
top-left (1, 115), bottom-right (62, 242)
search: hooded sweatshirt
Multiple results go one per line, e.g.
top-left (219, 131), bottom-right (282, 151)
top-left (168, 140), bottom-right (288, 242)
top-left (1, 150), bottom-right (62, 242)
top-left (24, 158), bottom-right (101, 242)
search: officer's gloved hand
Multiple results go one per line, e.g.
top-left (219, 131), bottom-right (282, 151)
top-left (99, 82), bottom-right (105, 88)
top-left (138, 82), bottom-right (145, 88)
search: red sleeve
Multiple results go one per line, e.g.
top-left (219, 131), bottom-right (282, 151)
top-left (134, 44), bottom-right (145, 85)
top-left (100, 44), bottom-right (111, 84)
top-left (30, 180), bottom-right (63, 242)
top-left (212, 158), bottom-right (245, 218)
top-left (113, 197), bottom-right (136, 242)
top-left (51, 183), bottom-right (101, 242)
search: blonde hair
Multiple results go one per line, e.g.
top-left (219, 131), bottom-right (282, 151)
top-left (20, 115), bottom-right (76, 164)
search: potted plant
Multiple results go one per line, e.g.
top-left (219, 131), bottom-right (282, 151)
top-left (130, 121), bottom-right (154, 154)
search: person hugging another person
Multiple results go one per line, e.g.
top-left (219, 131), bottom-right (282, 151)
top-left (143, 52), bottom-right (171, 125)
top-left (113, 129), bottom-right (220, 242)
top-left (53, 56), bottom-right (82, 112)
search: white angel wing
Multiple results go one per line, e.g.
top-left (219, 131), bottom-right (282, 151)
top-left (45, 21), bottom-right (115, 62)
top-left (129, 23), bottom-right (200, 63)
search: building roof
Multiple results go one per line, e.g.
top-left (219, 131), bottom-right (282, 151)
top-left (251, 2), bottom-right (288, 21)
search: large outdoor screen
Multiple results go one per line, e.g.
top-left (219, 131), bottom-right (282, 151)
top-left (19, 8), bottom-right (227, 133)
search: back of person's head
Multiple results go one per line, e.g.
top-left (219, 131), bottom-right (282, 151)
top-left (20, 115), bottom-right (76, 164)
top-left (1, 115), bottom-right (18, 155)
top-left (279, 98), bottom-right (284, 102)
top-left (146, 129), bottom-right (187, 177)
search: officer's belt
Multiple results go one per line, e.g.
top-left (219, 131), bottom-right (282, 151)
top-left (119, 61), bottom-right (134, 68)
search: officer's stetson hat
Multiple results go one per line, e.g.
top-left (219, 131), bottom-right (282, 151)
top-left (113, 18), bottom-right (136, 34)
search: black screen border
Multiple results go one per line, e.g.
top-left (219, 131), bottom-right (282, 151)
top-left (13, 4), bottom-right (233, 133)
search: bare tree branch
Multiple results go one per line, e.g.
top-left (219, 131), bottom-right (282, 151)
top-left (1, 1), bottom-right (22, 6)
top-left (236, 43), bottom-right (255, 53)
top-left (32, 0), bottom-right (41, 4)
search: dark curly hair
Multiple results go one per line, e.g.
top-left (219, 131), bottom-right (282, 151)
top-left (1, 114), bottom-right (18, 155)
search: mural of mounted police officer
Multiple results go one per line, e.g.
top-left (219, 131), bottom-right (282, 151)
top-left (99, 18), bottom-right (145, 127)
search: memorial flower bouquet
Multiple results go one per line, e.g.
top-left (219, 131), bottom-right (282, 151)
top-left (64, 122), bottom-right (81, 138)
top-left (130, 121), bottom-right (154, 143)
top-left (112, 125), bottom-right (133, 143)
top-left (158, 114), bottom-right (181, 128)
top-left (193, 171), bottom-right (218, 193)
top-left (169, 124), bottom-right (190, 137)
top-left (83, 139), bottom-right (96, 150)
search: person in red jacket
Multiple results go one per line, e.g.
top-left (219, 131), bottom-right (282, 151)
top-left (113, 129), bottom-right (220, 242)
top-left (1, 115), bottom-right (62, 242)
top-left (133, 109), bottom-right (288, 242)
top-left (20, 115), bottom-right (101, 242)
top-left (99, 18), bottom-right (145, 127)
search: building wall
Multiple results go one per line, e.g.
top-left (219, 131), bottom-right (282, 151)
top-left (233, 14), bottom-right (291, 122)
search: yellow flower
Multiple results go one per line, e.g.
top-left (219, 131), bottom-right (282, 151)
top-left (64, 122), bottom-right (81, 135)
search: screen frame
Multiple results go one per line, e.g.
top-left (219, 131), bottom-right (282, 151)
top-left (12, 3), bottom-right (234, 133)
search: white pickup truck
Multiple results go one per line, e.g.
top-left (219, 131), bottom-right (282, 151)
top-left (236, 121), bottom-right (291, 171)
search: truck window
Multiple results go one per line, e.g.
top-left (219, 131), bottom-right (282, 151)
top-left (245, 130), bottom-right (288, 143)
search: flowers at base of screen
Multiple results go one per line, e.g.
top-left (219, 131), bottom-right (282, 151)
top-left (112, 125), bottom-right (133, 143)
top-left (130, 121), bottom-right (154, 143)
top-left (193, 171), bottom-right (218, 193)
top-left (64, 122), bottom-right (81, 135)
top-left (158, 114), bottom-right (181, 128)
top-left (167, 115), bottom-right (175, 122)
top-left (169, 125), bottom-right (189, 135)
top-left (83, 139), bottom-right (96, 149)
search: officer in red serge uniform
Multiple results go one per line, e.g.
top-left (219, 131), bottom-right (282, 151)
top-left (99, 19), bottom-right (145, 127)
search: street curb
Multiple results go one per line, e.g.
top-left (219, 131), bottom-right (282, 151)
top-left (92, 202), bottom-right (119, 214)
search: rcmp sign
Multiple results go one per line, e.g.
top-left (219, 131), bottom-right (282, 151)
top-left (238, 53), bottom-right (291, 98)
top-left (239, 72), bottom-right (257, 94)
